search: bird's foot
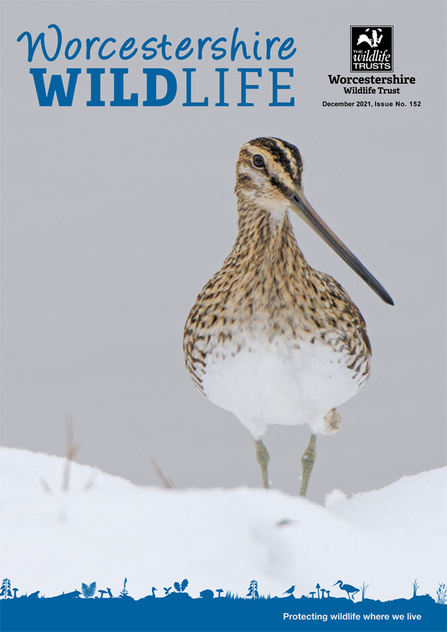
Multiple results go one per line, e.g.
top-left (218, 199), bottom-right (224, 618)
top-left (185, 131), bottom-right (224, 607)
top-left (255, 439), bottom-right (270, 489)
top-left (300, 433), bottom-right (317, 497)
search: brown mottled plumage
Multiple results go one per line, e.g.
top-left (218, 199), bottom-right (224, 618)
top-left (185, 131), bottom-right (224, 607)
top-left (183, 137), bottom-right (392, 495)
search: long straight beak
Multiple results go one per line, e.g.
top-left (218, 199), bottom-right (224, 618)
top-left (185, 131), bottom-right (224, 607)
top-left (290, 188), bottom-right (394, 305)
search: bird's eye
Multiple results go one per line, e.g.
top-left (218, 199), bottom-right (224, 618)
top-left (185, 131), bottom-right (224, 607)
top-left (253, 154), bottom-right (265, 168)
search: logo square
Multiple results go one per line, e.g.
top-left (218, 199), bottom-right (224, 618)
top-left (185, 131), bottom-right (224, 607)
top-left (350, 26), bottom-right (394, 72)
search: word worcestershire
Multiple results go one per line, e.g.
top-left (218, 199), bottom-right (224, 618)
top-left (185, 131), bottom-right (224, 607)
top-left (17, 24), bottom-right (297, 107)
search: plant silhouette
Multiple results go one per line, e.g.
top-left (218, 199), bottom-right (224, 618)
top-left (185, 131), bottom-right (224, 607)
top-left (0, 578), bottom-right (12, 598)
top-left (120, 578), bottom-right (132, 598)
top-left (81, 582), bottom-right (96, 598)
top-left (361, 582), bottom-right (369, 600)
top-left (246, 580), bottom-right (259, 599)
top-left (412, 579), bottom-right (419, 597)
top-left (436, 583), bottom-right (446, 605)
top-left (174, 579), bottom-right (188, 593)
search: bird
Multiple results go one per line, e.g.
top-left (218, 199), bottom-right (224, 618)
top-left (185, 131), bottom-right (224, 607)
top-left (183, 137), bottom-right (393, 496)
top-left (333, 580), bottom-right (360, 600)
top-left (283, 585), bottom-right (296, 596)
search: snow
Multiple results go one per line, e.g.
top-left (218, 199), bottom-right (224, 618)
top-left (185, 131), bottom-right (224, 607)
top-left (1, 447), bottom-right (445, 602)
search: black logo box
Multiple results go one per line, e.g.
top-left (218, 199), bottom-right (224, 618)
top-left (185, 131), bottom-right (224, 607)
top-left (350, 26), bottom-right (394, 72)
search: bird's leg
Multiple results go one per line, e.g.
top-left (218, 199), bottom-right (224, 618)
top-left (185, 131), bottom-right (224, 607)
top-left (300, 433), bottom-right (317, 497)
top-left (255, 439), bottom-right (270, 489)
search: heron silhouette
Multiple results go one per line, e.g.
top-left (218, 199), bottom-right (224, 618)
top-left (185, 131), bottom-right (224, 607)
top-left (333, 580), bottom-right (359, 600)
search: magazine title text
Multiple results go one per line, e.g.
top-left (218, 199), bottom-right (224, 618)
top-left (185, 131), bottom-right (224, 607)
top-left (17, 25), bottom-right (297, 107)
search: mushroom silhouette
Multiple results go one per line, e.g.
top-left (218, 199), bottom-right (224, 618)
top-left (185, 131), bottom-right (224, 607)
top-left (333, 580), bottom-right (359, 601)
top-left (216, 589), bottom-right (224, 598)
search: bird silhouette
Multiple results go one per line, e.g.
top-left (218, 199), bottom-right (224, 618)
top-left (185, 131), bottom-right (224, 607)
top-left (283, 585), bottom-right (295, 596)
top-left (333, 580), bottom-right (359, 600)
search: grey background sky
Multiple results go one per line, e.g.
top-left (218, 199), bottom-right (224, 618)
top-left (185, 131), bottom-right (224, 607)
top-left (2, 1), bottom-right (445, 503)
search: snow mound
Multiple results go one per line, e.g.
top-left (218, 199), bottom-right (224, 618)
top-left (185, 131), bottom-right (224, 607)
top-left (1, 447), bottom-right (445, 601)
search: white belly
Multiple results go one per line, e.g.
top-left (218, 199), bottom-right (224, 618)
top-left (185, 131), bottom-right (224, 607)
top-left (201, 338), bottom-right (365, 439)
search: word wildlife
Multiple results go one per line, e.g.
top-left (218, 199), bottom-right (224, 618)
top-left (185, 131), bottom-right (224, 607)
top-left (17, 25), bottom-right (297, 108)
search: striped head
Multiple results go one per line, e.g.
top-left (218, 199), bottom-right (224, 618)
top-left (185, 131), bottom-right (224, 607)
top-left (234, 137), bottom-right (394, 305)
top-left (235, 137), bottom-right (304, 214)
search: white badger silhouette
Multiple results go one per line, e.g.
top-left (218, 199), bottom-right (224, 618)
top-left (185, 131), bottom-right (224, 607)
top-left (357, 28), bottom-right (383, 48)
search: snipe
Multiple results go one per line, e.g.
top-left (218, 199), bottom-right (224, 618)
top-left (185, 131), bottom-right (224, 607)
top-left (183, 137), bottom-right (393, 496)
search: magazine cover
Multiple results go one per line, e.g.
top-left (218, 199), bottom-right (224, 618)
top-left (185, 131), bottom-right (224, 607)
top-left (1, 1), bottom-right (446, 631)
